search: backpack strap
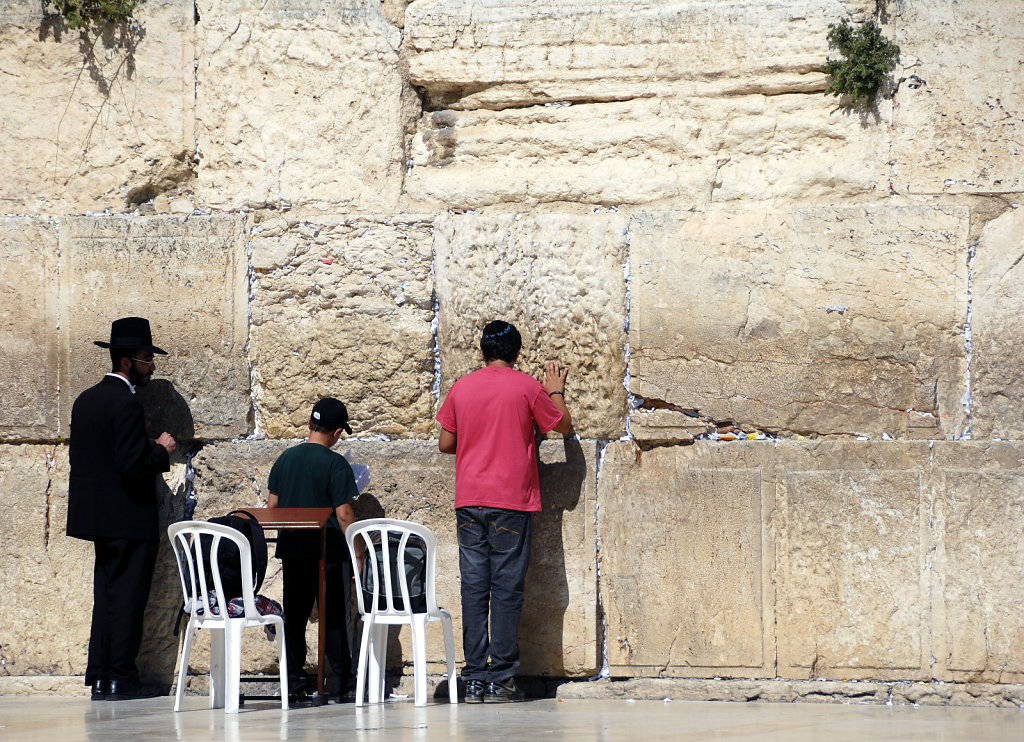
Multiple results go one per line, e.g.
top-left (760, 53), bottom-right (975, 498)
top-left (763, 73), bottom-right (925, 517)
top-left (227, 509), bottom-right (268, 594)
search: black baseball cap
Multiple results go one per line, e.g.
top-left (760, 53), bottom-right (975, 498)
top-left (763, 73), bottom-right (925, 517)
top-left (310, 397), bottom-right (352, 434)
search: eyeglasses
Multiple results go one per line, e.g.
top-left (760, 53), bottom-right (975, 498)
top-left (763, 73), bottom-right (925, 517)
top-left (131, 357), bottom-right (156, 368)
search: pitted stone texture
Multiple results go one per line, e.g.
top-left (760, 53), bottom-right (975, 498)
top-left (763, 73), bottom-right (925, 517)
top-left (59, 216), bottom-right (250, 440)
top-left (629, 206), bottom-right (969, 439)
top-left (888, 0), bottom-right (1024, 196)
top-left (598, 441), bottom-right (772, 678)
top-left (406, 0), bottom-right (862, 109)
top-left (193, 438), bottom-right (598, 677)
top-left (967, 208), bottom-right (1024, 439)
top-left (407, 94), bottom-right (885, 210)
top-left (0, 218), bottom-right (60, 441)
top-left (405, 1), bottom-right (886, 208)
top-left (194, 0), bottom-right (405, 212)
top-left (0, 0), bottom-right (195, 215)
top-left (928, 442), bottom-right (1024, 684)
top-left (775, 441), bottom-right (931, 681)
top-left (434, 213), bottom-right (628, 440)
top-left (250, 216), bottom-right (435, 439)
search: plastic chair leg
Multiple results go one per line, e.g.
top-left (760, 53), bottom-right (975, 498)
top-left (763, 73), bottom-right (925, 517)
top-left (224, 621), bottom-right (243, 713)
top-left (442, 615), bottom-right (456, 705)
top-left (174, 620), bottom-right (197, 712)
top-left (274, 619), bottom-right (288, 710)
top-left (411, 614), bottom-right (427, 707)
top-left (210, 628), bottom-right (226, 709)
top-left (354, 618), bottom-right (373, 707)
top-left (367, 622), bottom-right (388, 704)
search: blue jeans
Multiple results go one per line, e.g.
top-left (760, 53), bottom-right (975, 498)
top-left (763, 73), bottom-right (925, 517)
top-left (456, 506), bottom-right (532, 683)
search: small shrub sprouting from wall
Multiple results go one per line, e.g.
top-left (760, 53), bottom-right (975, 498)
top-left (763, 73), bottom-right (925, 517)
top-left (822, 19), bottom-right (900, 103)
top-left (44, 0), bottom-right (140, 30)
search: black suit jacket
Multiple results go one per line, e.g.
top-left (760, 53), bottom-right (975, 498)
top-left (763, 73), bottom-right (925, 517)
top-left (66, 375), bottom-right (171, 542)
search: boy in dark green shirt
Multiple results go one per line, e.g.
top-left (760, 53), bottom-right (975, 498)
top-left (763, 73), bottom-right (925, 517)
top-left (268, 397), bottom-right (358, 702)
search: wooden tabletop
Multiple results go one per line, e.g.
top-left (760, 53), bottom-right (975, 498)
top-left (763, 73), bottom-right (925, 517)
top-left (238, 507), bottom-right (333, 530)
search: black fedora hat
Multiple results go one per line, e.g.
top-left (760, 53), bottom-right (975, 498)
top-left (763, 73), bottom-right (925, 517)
top-left (94, 317), bottom-right (167, 355)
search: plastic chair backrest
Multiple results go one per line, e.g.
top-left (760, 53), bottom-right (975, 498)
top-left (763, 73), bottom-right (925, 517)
top-left (346, 518), bottom-right (440, 618)
top-left (169, 521), bottom-right (260, 620)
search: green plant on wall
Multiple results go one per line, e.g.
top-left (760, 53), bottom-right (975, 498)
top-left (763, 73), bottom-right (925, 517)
top-left (822, 19), bottom-right (900, 103)
top-left (45, 0), bottom-right (140, 30)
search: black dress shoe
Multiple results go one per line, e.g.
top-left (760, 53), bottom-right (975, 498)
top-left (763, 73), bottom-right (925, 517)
top-left (106, 679), bottom-right (159, 701)
top-left (91, 679), bottom-right (107, 701)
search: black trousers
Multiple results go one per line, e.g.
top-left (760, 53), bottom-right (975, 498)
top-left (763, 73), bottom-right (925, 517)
top-left (282, 555), bottom-right (352, 688)
top-left (86, 537), bottom-right (158, 685)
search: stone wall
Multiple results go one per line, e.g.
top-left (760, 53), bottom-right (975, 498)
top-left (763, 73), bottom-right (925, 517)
top-left (1, 0), bottom-right (1023, 702)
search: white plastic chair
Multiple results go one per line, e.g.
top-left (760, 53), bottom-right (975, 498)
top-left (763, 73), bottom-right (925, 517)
top-left (345, 518), bottom-right (456, 707)
top-left (168, 521), bottom-right (288, 712)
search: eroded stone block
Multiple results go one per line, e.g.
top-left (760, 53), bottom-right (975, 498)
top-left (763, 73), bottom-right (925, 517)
top-left (194, 0), bottom-right (406, 212)
top-left (0, 218), bottom-right (59, 441)
top-left (434, 213), bottom-right (628, 440)
top-left (888, 0), bottom-right (1024, 196)
top-left (60, 216), bottom-right (250, 440)
top-left (250, 216), bottom-right (435, 439)
top-left (967, 208), bottom-right (1024, 439)
top-left (193, 438), bottom-right (598, 677)
top-left (775, 441), bottom-right (930, 680)
top-left (598, 441), bottom-right (772, 677)
top-left (0, 0), bottom-right (196, 214)
top-left (629, 205), bottom-right (969, 439)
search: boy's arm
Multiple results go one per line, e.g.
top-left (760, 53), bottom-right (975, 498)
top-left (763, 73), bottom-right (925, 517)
top-left (268, 491), bottom-right (278, 508)
top-left (438, 427), bottom-right (457, 454)
top-left (543, 361), bottom-right (573, 434)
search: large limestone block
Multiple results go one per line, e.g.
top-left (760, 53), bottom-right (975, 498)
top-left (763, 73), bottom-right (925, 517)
top-left (406, 0), bottom-right (862, 109)
top-left (193, 438), bottom-right (598, 677)
top-left (0, 218), bottom-right (59, 441)
top-left (598, 441), bottom-right (773, 677)
top-left (775, 441), bottom-right (931, 680)
top-left (629, 205), bottom-right (969, 439)
top-left (194, 0), bottom-right (406, 212)
top-left (434, 213), bottom-right (628, 440)
top-left (250, 216), bottom-right (435, 438)
top-left (928, 442), bottom-right (1024, 683)
top-left (0, 0), bottom-right (196, 214)
top-left (967, 207), bottom-right (1024, 439)
top-left (405, 2), bottom-right (885, 208)
top-left (59, 216), bottom-right (250, 440)
top-left (888, 0), bottom-right (1024, 196)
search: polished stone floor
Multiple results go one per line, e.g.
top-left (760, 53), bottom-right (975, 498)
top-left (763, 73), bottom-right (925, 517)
top-left (1, 695), bottom-right (1023, 742)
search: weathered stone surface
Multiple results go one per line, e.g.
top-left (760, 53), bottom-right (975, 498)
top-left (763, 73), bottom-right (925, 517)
top-left (0, 0), bottom-right (196, 215)
top-left (598, 441), bottom-right (772, 677)
top-left (194, 0), bottom-right (406, 212)
top-left (194, 438), bottom-right (598, 677)
top-left (404, 1), bottom-right (889, 208)
top-left (967, 207), bottom-right (1024, 439)
top-left (629, 205), bottom-right (969, 439)
top-left (250, 215), bottom-right (435, 439)
top-left (0, 444), bottom-right (189, 685)
top-left (775, 441), bottom-right (931, 681)
top-left (59, 216), bottom-right (250, 440)
top-left (888, 0), bottom-right (1024, 196)
top-left (0, 218), bottom-right (60, 441)
top-left (928, 442), bottom-right (1024, 684)
top-left (434, 213), bottom-right (628, 440)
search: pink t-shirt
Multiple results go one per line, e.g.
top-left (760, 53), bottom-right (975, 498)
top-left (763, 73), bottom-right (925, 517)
top-left (436, 365), bottom-right (564, 512)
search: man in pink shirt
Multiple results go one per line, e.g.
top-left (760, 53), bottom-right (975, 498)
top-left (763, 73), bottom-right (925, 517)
top-left (436, 320), bottom-right (572, 703)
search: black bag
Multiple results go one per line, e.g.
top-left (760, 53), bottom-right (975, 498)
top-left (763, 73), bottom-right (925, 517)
top-left (360, 532), bottom-right (427, 613)
top-left (194, 510), bottom-right (268, 600)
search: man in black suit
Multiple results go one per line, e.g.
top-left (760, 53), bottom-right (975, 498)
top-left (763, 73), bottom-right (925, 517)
top-left (67, 317), bottom-right (177, 701)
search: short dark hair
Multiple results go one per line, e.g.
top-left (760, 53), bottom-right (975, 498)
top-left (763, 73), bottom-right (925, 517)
top-left (110, 348), bottom-right (137, 372)
top-left (309, 421), bottom-right (335, 435)
top-left (480, 320), bottom-right (521, 364)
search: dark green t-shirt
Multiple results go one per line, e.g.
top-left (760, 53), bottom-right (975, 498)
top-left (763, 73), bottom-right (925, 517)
top-left (268, 442), bottom-right (358, 560)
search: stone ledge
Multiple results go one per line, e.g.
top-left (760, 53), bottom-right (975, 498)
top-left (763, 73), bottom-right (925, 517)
top-left (556, 678), bottom-right (1024, 708)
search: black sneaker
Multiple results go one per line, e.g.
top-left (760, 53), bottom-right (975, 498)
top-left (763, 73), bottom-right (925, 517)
top-left (484, 677), bottom-right (525, 703)
top-left (464, 679), bottom-right (485, 703)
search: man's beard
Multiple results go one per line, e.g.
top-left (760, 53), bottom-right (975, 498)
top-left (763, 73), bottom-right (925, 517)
top-left (128, 362), bottom-right (152, 387)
